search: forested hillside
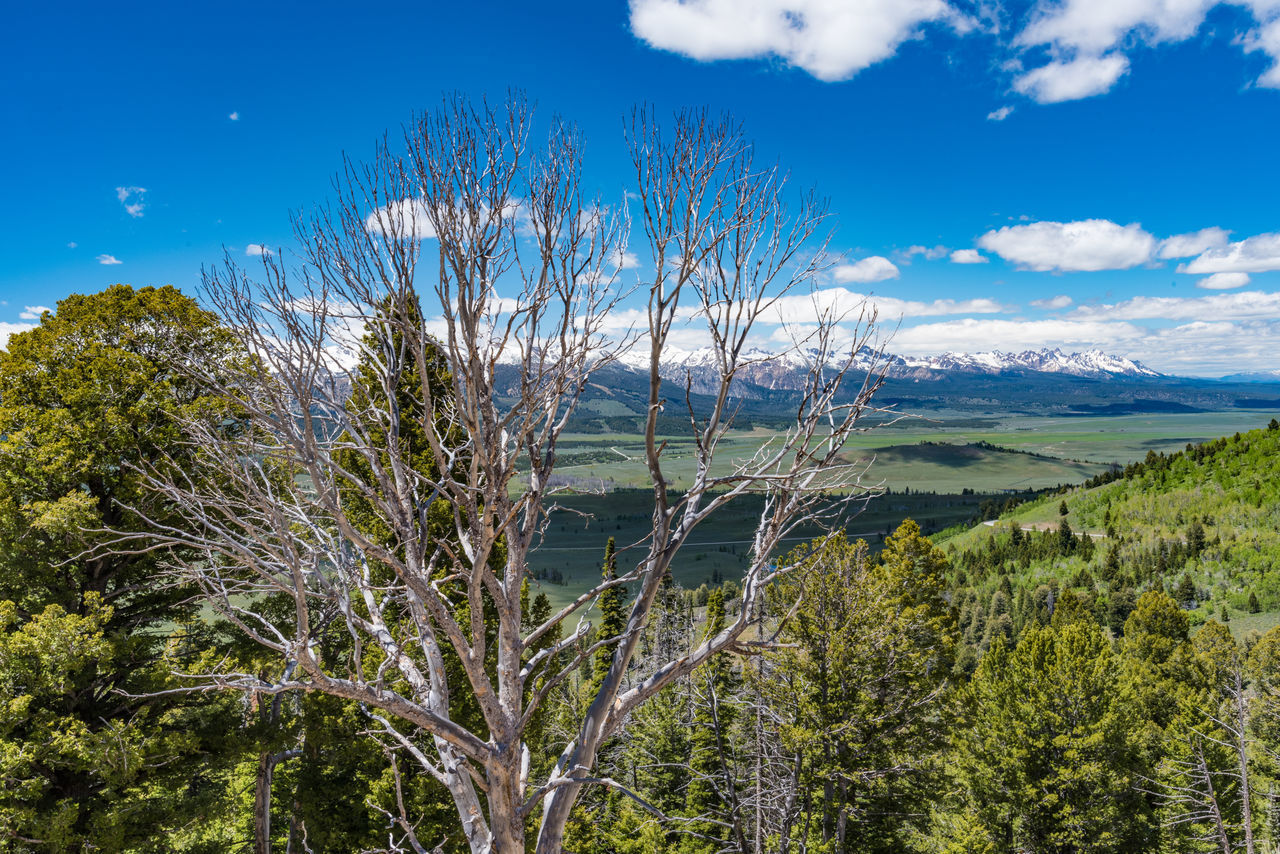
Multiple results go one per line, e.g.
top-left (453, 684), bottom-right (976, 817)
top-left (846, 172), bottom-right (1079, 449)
top-left (942, 418), bottom-right (1280, 651)
top-left (557, 422), bottom-right (1280, 852)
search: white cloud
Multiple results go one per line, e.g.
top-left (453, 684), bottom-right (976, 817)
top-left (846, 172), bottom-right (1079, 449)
top-left (832, 255), bottom-right (900, 283)
top-left (1012, 54), bottom-right (1130, 103)
top-left (1016, 0), bottom-right (1214, 57)
top-left (96, 254), bottom-right (122, 265)
top-left (1031, 294), bottom-right (1074, 309)
top-left (229, 111), bottom-right (240, 121)
top-left (949, 248), bottom-right (988, 264)
top-left (115, 185), bottom-right (147, 217)
top-left (1181, 232), bottom-right (1280, 273)
top-left (977, 219), bottom-right (1155, 271)
top-left (1070, 289), bottom-right (1280, 321)
top-left (18, 306), bottom-right (51, 320)
top-left (1158, 226), bottom-right (1230, 259)
top-left (0, 322), bottom-right (37, 350)
top-left (613, 249), bottom-right (641, 269)
top-left (1197, 272), bottom-right (1252, 289)
top-left (1248, 13), bottom-right (1280, 88)
top-left (629, 0), bottom-right (965, 82)
top-left (901, 244), bottom-right (950, 261)
top-left (66, 241), bottom-right (77, 249)
top-left (365, 198), bottom-right (437, 240)
top-left (246, 244), bottom-right (272, 257)
top-left (1011, 1), bottom-right (1280, 102)
top-left (987, 105), bottom-right (1014, 121)
top-left (892, 317), bottom-right (1147, 354)
top-left (625, 0), bottom-right (1280, 104)
top-left (765, 286), bottom-right (1008, 324)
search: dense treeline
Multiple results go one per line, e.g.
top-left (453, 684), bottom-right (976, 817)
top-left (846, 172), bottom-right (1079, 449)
top-left (563, 529), bottom-right (1280, 853)
top-left (4, 285), bottom-right (1280, 852)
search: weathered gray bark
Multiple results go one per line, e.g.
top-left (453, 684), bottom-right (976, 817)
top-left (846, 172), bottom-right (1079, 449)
top-left (119, 95), bottom-right (886, 854)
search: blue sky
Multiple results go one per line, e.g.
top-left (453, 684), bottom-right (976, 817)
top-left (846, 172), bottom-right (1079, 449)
top-left (4, 0), bottom-right (1280, 376)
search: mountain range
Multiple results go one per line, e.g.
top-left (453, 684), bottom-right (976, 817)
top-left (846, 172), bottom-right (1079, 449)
top-left (618, 346), bottom-right (1161, 392)
top-left (488, 344), bottom-right (1280, 432)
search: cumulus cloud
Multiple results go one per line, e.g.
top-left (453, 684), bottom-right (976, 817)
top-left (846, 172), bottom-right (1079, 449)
top-left (96, 254), bottom-right (122, 265)
top-left (0, 322), bottom-right (37, 350)
top-left (987, 105), bottom-right (1014, 121)
top-left (18, 306), bottom-right (51, 320)
top-left (1012, 54), bottom-right (1130, 103)
top-left (892, 317), bottom-right (1147, 354)
top-left (1016, 0), bottom-right (1213, 57)
top-left (626, 0), bottom-right (1280, 103)
top-left (1011, 0), bottom-right (1280, 102)
top-left (1197, 272), bottom-right (1252, 290)
top-left (246, 244), bottom-right (272, 257)
top-left (115, 186), bottom-right (147, 218)
top-left (365, 198), bottom-right (437, 240)
top-left (628, 0), bottom-right (965, 82)
top-left (612, 249), bottom-right (641, 269)
top-left (977, 219), bottom-right (1155, 272)
top-left (886, 315), bottom-right (1280, 375)
top-left (900, 244), bottom-right (950, 262)
top-left (1158, 227), bottom-right (1230, 259)
top-left (1030, 294), bottom-right (1073, 309)
top-left (762, 286), bottom-right (1008, 326)
top-left (1249, 14), bottom-right (1280, 88)
top-left (1181, 232), bottom-right (1280, 274)
top-left (832, 255), bottom-right (900, 283)
top-left (949, 248), bottom-right (988, 264)
top-left (1070, 289), bottom-right (1280, 321)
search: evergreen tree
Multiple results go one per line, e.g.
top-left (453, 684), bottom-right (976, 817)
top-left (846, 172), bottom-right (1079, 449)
top-left (1057, 518), bottom-right (1076, 555)
top-left (0, 285), bottom-right (247, 847)
top-left (592, 537), bottom-right (628, 690)
top-left (955, 618), bottom-right (1155, 853)
top-left (1175, 573), bottom-right (1198, 609)
top-left (762, 523), bottom-right (956, 852)
top-left (682, 588), bottom-right (735, 853)
top-left (268, 293), bottom-right (487, 851)
top-left (1187, 518), bottom-right (1206, 558)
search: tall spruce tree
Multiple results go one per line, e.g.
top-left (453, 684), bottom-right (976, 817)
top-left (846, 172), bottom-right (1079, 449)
top-left (955, 616), bottom-right (1155, 852)
top-left (682, 588), bottom-right (736, 854)
top-left (762, 523), bottom-right (956, 852)
top-left (592, 537), bottom-right (628, 691)
top-left (256, 293), bottom-right (483, 851)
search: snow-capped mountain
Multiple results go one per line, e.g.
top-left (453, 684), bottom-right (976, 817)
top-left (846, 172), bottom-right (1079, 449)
top-left (899, 348), bottom-right (1161, 378)
top-left (620, 345), bottom-right (1161, 390)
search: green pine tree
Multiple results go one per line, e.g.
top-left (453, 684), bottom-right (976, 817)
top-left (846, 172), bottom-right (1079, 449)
top-left (592, 537), bottom-right (628, 691)
top-left (681, 589), bottom-right (734, 854)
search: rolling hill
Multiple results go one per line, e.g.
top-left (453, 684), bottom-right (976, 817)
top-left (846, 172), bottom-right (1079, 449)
top-left (937, 417), bottom-right (1280, 649)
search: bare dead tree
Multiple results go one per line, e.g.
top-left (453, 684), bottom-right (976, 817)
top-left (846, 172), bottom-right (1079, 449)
top-left (115, 94), bottom-right (888, 854)
top-left (1144, 663), bottom-right (1269, 854)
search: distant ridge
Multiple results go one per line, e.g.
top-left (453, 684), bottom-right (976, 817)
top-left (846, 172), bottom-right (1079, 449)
top-left (1218, 369), bottom-right (1280, 383)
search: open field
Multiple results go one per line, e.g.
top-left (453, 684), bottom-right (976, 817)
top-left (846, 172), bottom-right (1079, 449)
top-left (526, 410), bottom-right (1280, 608)
top-left (533, 410), bottom-right (1280, 492)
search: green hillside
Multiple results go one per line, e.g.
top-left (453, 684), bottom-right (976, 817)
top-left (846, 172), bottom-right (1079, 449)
top-left (940, 418), bottom-right (1280, 649)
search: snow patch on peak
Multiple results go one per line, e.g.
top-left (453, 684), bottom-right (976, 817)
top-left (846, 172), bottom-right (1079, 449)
top-left (621, 344), bottom-right (1161, 380)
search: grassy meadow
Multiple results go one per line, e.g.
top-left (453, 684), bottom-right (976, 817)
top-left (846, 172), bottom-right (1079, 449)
top-left (525, 409), bottom-right (1280, 608)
